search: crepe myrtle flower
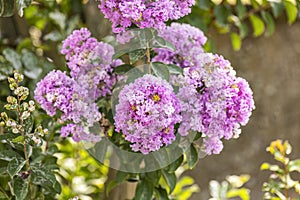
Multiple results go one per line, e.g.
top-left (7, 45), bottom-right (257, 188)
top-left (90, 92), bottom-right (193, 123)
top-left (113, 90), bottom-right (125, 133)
top-left (61, 28), bottom-right (123, 98)
top-left (99, 0), bottom-right (195, 33)
top-left (177, 53), bottom-right (255, 155)
top-left (114, 74), bottom-right (182, 154)
top-left (153, 22), bottom-right (207, 68)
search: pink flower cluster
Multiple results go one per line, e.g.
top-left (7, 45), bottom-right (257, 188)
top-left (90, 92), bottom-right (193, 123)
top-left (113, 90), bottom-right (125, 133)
top-left (99, 0), bottom-right (195, 33)
top-left (35, 28), bottom-right (122, 142)
top-left (114, 74), bottom-right (182, 154)
top-left (177, 53), bottom-right (255, 154)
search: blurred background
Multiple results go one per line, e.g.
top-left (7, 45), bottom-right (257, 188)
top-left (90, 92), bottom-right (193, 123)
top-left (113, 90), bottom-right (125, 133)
top-left (1, 0), bottom-right (300, 199)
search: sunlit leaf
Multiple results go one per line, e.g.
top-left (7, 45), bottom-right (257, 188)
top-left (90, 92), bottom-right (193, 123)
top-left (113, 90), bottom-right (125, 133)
top-left (230, 32), bottom-right (242, 51)
top-left (261, 11), bottom-right (275, 36)
top-left (249, 14), bottom-right (265, 37)
top-left (16, 0), bottom-right (32, 17)
top-left (284, 1), bottom-right (298, 24)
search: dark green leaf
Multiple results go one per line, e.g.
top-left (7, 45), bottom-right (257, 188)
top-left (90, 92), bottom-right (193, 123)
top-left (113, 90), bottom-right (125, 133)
top-left (31, 167), bottom-right (61, 193)
top-left (198, 0), bottom-right (212, 10)
top-left (0, 0), bottom-right (15, 17)
top-left (155, 187), bottom-right (169, 200)
top-left (270, 2), bottom-right (285, 18)
top-left (16, 0), bottom-right (32, 17)
top-left (284, 1), bottom-right (298, 24)
top-left (0, 150), bottom-right (22, 161)
top-left (213, 5), bottom-right (231, 26)
top-left (151, 62), bottom-right (170, 82)
top-left (186, 144), bottom-right (198, 169)
top-left (43, 31), bottom-right (63, 42)
top-left (250, 0), bottom-right (260, 9)
top-left (249, 14), bottom-right (265, 37)
top-left (230, 32), bottom-right (242, 51)
top-left (3, 48), bottom-right (22, 70)
top-left (116, 171), bottom-right (129, 183)
top-left (129, 49), bottom-right (145, 64)
top-left (13, 177), bottom-right (28, 200)
top-left (7, 158), bottom-right (26, 178)
top-left (168, 155), bottom-right (183, 173)
top-left (236, 0), bottom-right (247, 19)
top-left (146, 170), bottom-right (161, 185)
top-left (162, 170), bottom-right (176, 193)
top-left (261, 11), bottom-right (275, 36)
top-left (135, 178), bottom-right (154, 200)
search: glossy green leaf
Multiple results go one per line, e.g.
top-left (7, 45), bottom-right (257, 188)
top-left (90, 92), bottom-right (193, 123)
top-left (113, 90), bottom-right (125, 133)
top-left (151, 62), bottom-right (170, 82)
top-left (21, 49), bottom-right (42, 79)
top-left (7, 158), bottom-right (26, 178)
top-left (49, 11), bottom-right (66, 30)
top-left (0, 0), bottom-right (15, 17)
top-left (186, 144), bottom-right (198, 169)
top-left (146, 170), bottom-right (161, 185)
top-left (162, 170), bottom-right (176, 193)
top-left (154, 36), bottom-right (176, 51)
top-left (13, 177), bottom-right (28, 200)
top-left (261, 11), bottom-right (275, 36)
top-left (284, 1), bottom-right (298, 24)
top-left (16, 0), bottom-right (32, 17)
top-left (230, 32), bottom-right (242, 51)
top-left (135, 179), bottom-right (154, 200)
top-left (249, 14), bottom-right (265, 37)
top-left (3, 48), bottom-right (22, 70)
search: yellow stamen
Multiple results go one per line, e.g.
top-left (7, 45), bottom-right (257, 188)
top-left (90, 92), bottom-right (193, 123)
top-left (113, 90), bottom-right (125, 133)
top-left (164, 127), bottom-right (170, 134)
top-left (152, 94), bottom-right (161, 102)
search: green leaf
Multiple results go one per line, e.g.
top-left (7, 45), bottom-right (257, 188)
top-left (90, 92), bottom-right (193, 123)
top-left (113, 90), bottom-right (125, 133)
top-left (43, 31), bottom-right (63, 42)
top-left (135, 179), bottom-right (154, 200)
top-left (49, 11), bottom-right (66, 30)
top-left (230, 32), bottom-right (242, 51)
top-left (16, 0), bottom-right (32, 17)
top-left (7, 158), bottom-right (26, 178)
top-left (249, 14), bottom-right (265, 37)
top-left (168, 155), bottom-right (183, 173)
top-left (151, 62), bottom-right (170, 82)
top-left (162, 170), bottom-right (176, 193)
top-left (155, 187), bottom-right (169, 200)
top-left (3, 48), bottom-right (22, 70)
top-left (186, 144), bottom-right (198, 169)
top-left (31, 167), bottom-right (61, 193)
top-left (13, 177), bottom-right (28, 200)
top-left (113, 64), bottom-right (135, 74)
top-left (154, 36), bottom-right (175, 51)
top-left (237, 22), bottom-right (248, 39)
top-left (166, 64), bottom-right (183, 75)
top-left (284, 1), bottom-right (298, 24)
top-left (0, 0), bottom-right (15, 17)
top-left (21, 49), bottom-right (42, 79)
top-left (261, 11), bottom-right (275, 36)
top-left (12, 136), bottom-right (25, 143)
top-left (260, 162), bottom-right (270, 170)
top-left (198, 0), bottom-right (212, 10)
top-left (0, 150), bottom-right (22, 161)
top-left (236, 0), bottom-right (247, 19)
top-left (129, 49), bottom-right (145, 64)
top-left (146, 170), bottom-right (161, 185)
top-left (270, 2), bottom-right (285, 18)
top-left (213, 4), bottom-right (231, 26)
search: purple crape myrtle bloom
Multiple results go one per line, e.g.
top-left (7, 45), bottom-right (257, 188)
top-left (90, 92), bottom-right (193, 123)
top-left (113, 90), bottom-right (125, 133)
top-left (177, 53), bottom-right (255, 155)
top-left (61, 28), bottom-right (122, 98)
top-left (34, 70), bottom-right (75, 117)
top-left (153, 22), bottom-right (207, 68)
top-left (34, 70), bottom-right (101, 142)
top-left (99, 0), bottom-right (195, 33)
top-left (114, 74), bottom-right (182, 154)
top-left (61, 124), bottom-right (101, 142)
